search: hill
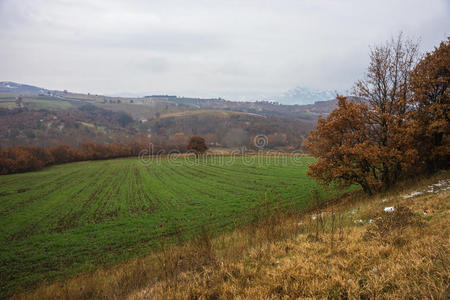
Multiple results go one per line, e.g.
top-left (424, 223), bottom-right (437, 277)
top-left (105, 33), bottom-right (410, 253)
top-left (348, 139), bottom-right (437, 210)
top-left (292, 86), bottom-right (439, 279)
top-left (0, 81), bottom-right (340, 121)
top-left (0, 105), bottom-right (138, 147)
top-left (0, 82), bottom-right (339, 150)
top-left (141, 109), bottom-right (313, 149)
top-left (0, 82), bottom-right (53, 95)
top-left (12, 170), bottom-right (449, 299)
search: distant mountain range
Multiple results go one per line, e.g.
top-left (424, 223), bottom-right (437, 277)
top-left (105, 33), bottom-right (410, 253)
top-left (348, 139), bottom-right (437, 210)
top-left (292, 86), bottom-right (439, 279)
top-left (0, 81), bottom-right (339, 106)
top-left (277, 87), bottom-right (337, 105)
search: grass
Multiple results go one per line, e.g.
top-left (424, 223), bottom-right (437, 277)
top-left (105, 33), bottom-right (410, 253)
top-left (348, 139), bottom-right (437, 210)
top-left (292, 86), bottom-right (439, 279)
top-left (13, 170), bottom-right (448, 299)
top-left (0, 155), bottom-right (346, 298)
top-left (0, 95), bottom-right (74, 110)
top-left (0, 99), bottom-right (17, 109)
top-left (22, 98), bottom-right (74, 110)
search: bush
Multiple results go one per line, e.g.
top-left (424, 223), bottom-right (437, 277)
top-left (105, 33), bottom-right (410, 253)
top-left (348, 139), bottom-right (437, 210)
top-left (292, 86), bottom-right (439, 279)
top-left (364, 205), bottom-right (420, 245)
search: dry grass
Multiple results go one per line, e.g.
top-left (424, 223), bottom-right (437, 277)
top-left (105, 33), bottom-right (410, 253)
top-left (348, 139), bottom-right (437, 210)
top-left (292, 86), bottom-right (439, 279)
top-left (13, 171), bottom-right (450, 299)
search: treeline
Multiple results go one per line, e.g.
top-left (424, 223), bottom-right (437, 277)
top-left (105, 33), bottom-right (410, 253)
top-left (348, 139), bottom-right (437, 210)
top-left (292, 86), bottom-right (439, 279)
top-left (305, 36), bottom-right (449, 195)
top-left (0, 140), bottom-right (184, 175)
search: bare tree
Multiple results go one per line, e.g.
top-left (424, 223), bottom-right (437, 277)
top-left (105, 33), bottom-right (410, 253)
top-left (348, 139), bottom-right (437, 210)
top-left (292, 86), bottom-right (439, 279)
top-left (353, 32), bottom-right (420, 188)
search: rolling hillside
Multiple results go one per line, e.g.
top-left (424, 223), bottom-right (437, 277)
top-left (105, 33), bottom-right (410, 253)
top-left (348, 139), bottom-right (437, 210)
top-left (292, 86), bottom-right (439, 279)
top-left (0, 81), bottom-right (340, 121)
top-left (0, 82), bottom-right (337, 149)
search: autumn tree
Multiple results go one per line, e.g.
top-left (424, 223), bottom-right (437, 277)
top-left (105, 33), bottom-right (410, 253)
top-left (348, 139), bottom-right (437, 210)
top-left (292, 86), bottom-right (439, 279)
top-left (187, 136), bottom-right (208, 157)
top-left (305, 34), bottom-right (421, 194)
top-left (304, 96), bottom-right (382, 194)
top-left (409, 38), bottom-right (449, 171)
top-left (354, 33), bottom-right (420, 188)
top-left (49, 144), bottom-right (80, 164)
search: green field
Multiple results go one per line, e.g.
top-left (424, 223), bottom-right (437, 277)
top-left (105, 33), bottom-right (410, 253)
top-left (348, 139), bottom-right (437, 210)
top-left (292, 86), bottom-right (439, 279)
top-left (0, 95), bottom-right (75, 110)
top-left (0, 156), bottom-right (345, 297)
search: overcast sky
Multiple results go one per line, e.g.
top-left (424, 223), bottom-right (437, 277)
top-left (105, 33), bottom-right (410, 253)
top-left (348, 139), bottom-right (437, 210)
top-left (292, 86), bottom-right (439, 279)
top-left (0, 0), bottom-right (448, 100)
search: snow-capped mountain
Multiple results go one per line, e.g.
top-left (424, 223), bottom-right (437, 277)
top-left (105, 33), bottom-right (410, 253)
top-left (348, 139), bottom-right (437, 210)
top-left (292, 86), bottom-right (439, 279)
top-left (277, 87), bottom-right (337, 105)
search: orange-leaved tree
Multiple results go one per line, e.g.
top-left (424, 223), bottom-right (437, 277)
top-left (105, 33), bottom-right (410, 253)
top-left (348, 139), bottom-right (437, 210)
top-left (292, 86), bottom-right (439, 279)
top-left (187, 136), bottom-right (208, 158)
top-left (305, 34), bottom-right (421, 194)
top-left (304, 96), bottom-right (383, 194)
top-left (409, 38), bottom-right (450, 171)
top-left (353, 33), bottom-right (420, 189)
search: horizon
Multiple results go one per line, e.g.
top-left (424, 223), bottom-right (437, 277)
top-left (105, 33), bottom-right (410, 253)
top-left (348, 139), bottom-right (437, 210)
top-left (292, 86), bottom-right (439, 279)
top-left (0, 80), bottom-right (343, 103)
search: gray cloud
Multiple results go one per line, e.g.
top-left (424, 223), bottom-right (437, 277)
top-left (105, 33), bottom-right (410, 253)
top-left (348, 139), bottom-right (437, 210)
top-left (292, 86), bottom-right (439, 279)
top-left (0, 0), bottom-right (448, 100)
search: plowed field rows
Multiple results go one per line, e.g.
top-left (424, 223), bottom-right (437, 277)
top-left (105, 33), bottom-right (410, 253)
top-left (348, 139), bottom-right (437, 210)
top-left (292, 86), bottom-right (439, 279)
top-left (0, 156), bottom-right (345, 296)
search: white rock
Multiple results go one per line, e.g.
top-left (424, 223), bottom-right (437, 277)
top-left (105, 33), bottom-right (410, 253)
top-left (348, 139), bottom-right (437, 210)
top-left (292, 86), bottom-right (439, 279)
top-left (384, 207), bottom-right (395, 212)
